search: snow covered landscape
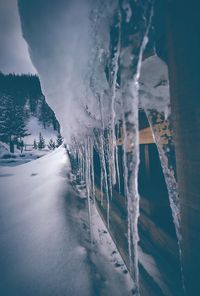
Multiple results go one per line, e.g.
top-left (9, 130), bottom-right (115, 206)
top-left (0, 0), bottom-right (199, 295)
top-left (0, 147), bottom-right (134, 295)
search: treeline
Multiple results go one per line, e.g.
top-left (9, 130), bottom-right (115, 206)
top-left (33, 133), bottom-right (63, 150)
top-left (0, 72), bottom-right (42, 103)
top-left (0, 73), bottom-right (60, 152)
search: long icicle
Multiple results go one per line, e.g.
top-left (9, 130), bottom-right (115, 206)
top-left (115, 144), bottom-right (121, 193)
top-left (85, 137), bottom-right (92, 243)
top-left (119, 2), bottom-right (155, 293)
top-left (99, 132), bottom-right (110, 228)
top-left (98, 96), bottom-right (110, 228)
top-left (145, 109), bottom-right (185, 292)
top-left (109, 8), bottom-right (121, 187)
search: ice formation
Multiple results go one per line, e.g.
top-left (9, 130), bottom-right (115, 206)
top-left (139, 55), bottom-right (184, 289)
top-left (18, 0), bottom-right (180, 293)
top-left (139, 55), bottom-right (181, 240)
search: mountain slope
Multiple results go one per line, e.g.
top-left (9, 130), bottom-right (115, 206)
top-left (0, 73), bottom-right (60, 149)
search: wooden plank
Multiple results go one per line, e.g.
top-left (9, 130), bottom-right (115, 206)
top-left (139, 127), bottom-right (154, 144)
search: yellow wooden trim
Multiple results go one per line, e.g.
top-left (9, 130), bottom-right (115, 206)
top-left (139, 127), bottom-right (154, 144)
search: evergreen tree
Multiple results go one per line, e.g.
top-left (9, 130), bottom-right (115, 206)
top-left (0, 95), bottom-right (8, 142)
top-left (33, 139), bottom-right (37, 149)
top-left (0, 96), bottom-right (18, 152)
top-left (38, 132), bottom-right (45, 149)
top-left (0, 95), bottom-right (30, 152)
top-left (15, 105), bottom-right (30, 140)
top-left (0, 74), bottom-right (60, 153)
top-left (48, 138), bottom-right (56, 150)
top-left (56, 133), bottom-right (63, 147)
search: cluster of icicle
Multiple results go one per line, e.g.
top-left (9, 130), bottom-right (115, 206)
top-left (67, 1), bottom-right (155, 294)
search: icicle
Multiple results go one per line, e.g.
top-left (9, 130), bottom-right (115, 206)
top-left (98, 95), bottom-right (110, 227)
top-left (100, 167), bottom-right (104, 206)
top-left (145, 109), bottom-right (186, 292)
top-left (115, 121), bottom-right (121, 192)
top-left (90, 138), bottom-right (96, 202)
top-left (121, 114), bottom-right (133, 272)
top-left (85, 137), bottom-right (92, 242)
top-left (115, 145), bottom-right (121, 193)
top-left (82, 144), bottom-right (86, 183)
top-left (80, 145), bottom-right (85, 184)
top-left (81, 152), bottom-right (83, 182)
top-left (109, 8), bottom-right (122, 187)
top-left (99, 132), bottom-right (110, 228)
top-left (119, 2), bottom-right (154, 293)
top-left (146, 110), bottom-right (181, 239)
top-left (105, 132), bottom-right (113, 201)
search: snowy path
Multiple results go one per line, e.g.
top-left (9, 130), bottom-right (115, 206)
top-left (0, 147), bottom-right (134, 296)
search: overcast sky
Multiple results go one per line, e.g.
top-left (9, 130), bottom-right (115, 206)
top-left (0, 0), bottom-right (36, 74)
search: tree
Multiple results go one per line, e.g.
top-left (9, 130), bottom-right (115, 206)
top-left (48, 138), bottom-right (56, 150)
top-left (0, 96), bottom-right (14, 151)
top-left (0, 95), bottom-right (30, 153)
top-left (56, 133), bottom-right (63, 147)
top-left (33, 139), bottom-right (37, 149)
top-left (38, 132), bottom-right (45, 149)
top-left (15, 105), bottom-right (30, 140)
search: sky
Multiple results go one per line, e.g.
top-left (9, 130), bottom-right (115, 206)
top-left (0, 0), bottom-right (36, 74)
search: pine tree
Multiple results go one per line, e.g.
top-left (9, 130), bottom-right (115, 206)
top-left (15, 105), bottom-right (30, 140)
top-left (0, 96), bottom-right (18, 152)
top-left (0, 95), bottom-right (30, 152)
top-left (56, 133), bottom-right (63, 147)
top-left (38, 132), bottom-right (45, 149)
top-left (0, 95), bottom-right (8, 142)
top-left (48, 138), bottom-right (56, 150)
top-left (33, 139), bottom-right (37, 149)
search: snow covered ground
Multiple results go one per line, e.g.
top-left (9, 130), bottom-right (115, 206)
top-left (25, 116), bottom-right (58, 145)
top-left (0, 140), bottom-right (52, 167)
top-left (0, 147), bottom-right (134, 295)
top-left (0, 149), bottom-right (51, 167)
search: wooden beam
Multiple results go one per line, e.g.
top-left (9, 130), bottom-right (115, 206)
top-left (139, 127), bottom-right (154, 144)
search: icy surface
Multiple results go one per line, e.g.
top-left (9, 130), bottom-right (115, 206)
top-left (0, 147), bottom-right (134, 295)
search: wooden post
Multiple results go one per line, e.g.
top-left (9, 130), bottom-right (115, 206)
top-left (166, 2), bottom-right (200, 294)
